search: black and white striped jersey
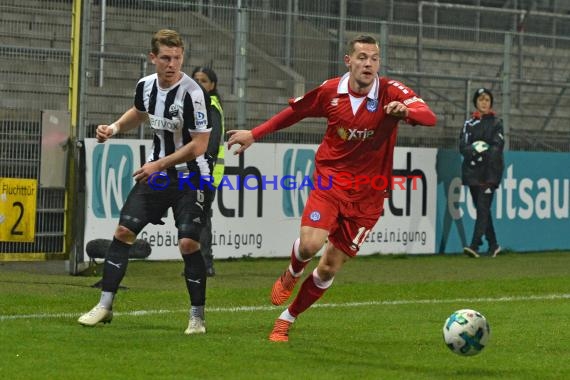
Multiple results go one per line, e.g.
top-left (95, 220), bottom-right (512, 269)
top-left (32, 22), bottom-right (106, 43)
top-left (134, 72), bottom-right (212, 176)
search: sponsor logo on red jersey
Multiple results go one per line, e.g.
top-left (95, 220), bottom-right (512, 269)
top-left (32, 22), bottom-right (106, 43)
top-left (337, 127), bottom-right (375, 141)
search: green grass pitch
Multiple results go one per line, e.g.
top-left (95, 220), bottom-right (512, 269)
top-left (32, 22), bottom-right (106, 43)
top-left (1, 251), bottom-right (569, 379)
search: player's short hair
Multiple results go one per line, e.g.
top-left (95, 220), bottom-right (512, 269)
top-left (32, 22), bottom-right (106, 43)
top-left (151, 29), bottom-right (184, 55)
top-left (473, 87), bottom-right (494, 108)
top-left (346, 35), bottom-right (379, 55)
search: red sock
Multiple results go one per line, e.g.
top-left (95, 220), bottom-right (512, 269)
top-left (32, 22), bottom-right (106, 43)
top-left (290, 238), bottom-right (310, 275)
top-left (288, 271), bottom-right (328, 317)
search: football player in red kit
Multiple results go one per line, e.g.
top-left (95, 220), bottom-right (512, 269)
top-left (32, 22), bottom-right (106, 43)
top-left (227, 34), bottom-right (437, 342)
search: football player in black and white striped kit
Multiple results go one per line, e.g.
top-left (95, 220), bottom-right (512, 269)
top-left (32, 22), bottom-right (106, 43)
top-left (79, 29), bottom-right (213, 335)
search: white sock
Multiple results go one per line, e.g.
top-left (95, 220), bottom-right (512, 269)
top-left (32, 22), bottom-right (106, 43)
top-left (279, 309), bottom-right (296, 323)
top-left (191, 306), bottom-right (205, 320)
top-left (98, 291), bottom-right (115, 310)
top-left (288, 238), bottom-right (310, 277)
top-left (312, 268), bottom-right (334, 289)
top-left (288, 264), bottom-right (304, 277)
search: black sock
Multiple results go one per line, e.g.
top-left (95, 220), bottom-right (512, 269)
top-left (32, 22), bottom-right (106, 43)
top-left (182, 250), bottom-right (207, 306)
top-left (101, 238), bottom-right (131, 293)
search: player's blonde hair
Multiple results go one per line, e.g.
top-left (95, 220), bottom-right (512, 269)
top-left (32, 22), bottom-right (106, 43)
top-left (151, 29), bottom-right (184, 55)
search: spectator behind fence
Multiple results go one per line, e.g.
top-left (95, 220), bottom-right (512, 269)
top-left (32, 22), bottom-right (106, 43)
top-left (227, 34), bottom-right (437, 342)
top-left (192, 66), bottom-right (225, 277)
top-left (460, 88), bottom-right (505, 258)
top-left (78, 29), bottom-right (213, 335)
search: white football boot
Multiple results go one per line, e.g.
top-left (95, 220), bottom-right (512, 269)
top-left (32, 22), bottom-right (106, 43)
top-left (78, 305), bottom-right (113, 326)
top-left (184, 316), bottom-right (206, 335)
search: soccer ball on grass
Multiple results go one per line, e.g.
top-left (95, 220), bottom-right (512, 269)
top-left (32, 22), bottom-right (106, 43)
top-left (442, 309), bottom-right (490, 356)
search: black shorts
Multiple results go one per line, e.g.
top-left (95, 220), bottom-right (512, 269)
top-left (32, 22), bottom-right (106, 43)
top-left (119, 178), bottom-right (211, 241)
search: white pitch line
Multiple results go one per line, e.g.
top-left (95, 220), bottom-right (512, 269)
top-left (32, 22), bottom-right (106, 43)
top-left (1, 293), bottom-right (569, 322)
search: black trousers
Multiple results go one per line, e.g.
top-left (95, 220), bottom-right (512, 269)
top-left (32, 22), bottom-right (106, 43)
top-left (468, 185), bottom-right (497, 248)
top-left (199, 189), bottom-right (216, 264)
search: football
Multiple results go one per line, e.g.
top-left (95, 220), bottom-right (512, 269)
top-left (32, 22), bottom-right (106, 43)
top-left (472, 140), bottom-right (490, 153)
top-left (443, 309), bottom-right (490, 356)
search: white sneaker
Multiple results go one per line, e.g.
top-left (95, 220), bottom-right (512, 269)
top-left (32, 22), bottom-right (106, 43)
top-left (184, 317), bottom-right (206, 335)
top-left (78, 305), bottom-right (113, 326)
top-left (463, 246), bottom-right (480, 258)
top-left (490, 245), bottom-right (502, 258)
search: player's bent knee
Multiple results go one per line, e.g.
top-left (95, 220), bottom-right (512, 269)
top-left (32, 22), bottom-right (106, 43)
top-left (114, 225), bottom-right (137, 243)
top-left (118, 215), bottom-right (145, 237)
top-left (299, 240), bottom-right (325, 257)
top-left (179, 237), bottom-right (200, 253)
top-left (315, 265), bottom-right (336, 282)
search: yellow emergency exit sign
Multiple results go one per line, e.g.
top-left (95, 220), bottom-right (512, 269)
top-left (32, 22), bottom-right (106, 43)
top-left (0, 178), bottom-right (37, 242)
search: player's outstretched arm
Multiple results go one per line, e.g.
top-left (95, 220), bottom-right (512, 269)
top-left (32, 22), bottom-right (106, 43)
top-left (226, 105), bottom-right (306, 155)
top-left (227, 129), bottom-right (254, 155)
top-left (95, 107), bottom-right (148, 143)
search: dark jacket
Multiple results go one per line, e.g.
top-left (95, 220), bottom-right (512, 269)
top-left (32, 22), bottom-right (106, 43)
top-left (459, 111), bottom-right (504, 187)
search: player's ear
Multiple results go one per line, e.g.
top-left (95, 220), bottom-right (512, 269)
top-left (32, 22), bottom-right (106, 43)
top-left (149, 52), bottom-right (156, 65)
top-left (344, 54), bottom-right (350, 68)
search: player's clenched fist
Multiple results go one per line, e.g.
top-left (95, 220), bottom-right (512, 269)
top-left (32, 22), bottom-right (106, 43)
top-left (96, 123), bottom-right (118, 143)
top-left (383, 101), bottom-right (409, 118)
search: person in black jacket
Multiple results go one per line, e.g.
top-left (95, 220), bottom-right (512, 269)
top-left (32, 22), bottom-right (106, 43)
top-left (460, 88), bottom-right (504, 258)
top-left (192, 66), bottom-right (225, 277)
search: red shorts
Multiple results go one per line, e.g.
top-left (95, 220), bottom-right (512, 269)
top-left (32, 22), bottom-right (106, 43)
top-left (301, 188), bottom-right (385, 257)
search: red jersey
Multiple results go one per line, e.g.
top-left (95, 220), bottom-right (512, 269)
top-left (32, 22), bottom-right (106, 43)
top-left (252, 73), bottom-right (436, 202)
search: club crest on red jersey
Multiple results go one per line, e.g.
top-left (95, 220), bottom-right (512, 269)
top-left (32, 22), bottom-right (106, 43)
top-left (309, 211), bottom-right (321, 221)
top-left (366, 99), bottom-right (378, 112)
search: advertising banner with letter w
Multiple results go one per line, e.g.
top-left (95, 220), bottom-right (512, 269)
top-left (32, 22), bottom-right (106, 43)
top-left (84, 139), bottom-right (438, 260)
